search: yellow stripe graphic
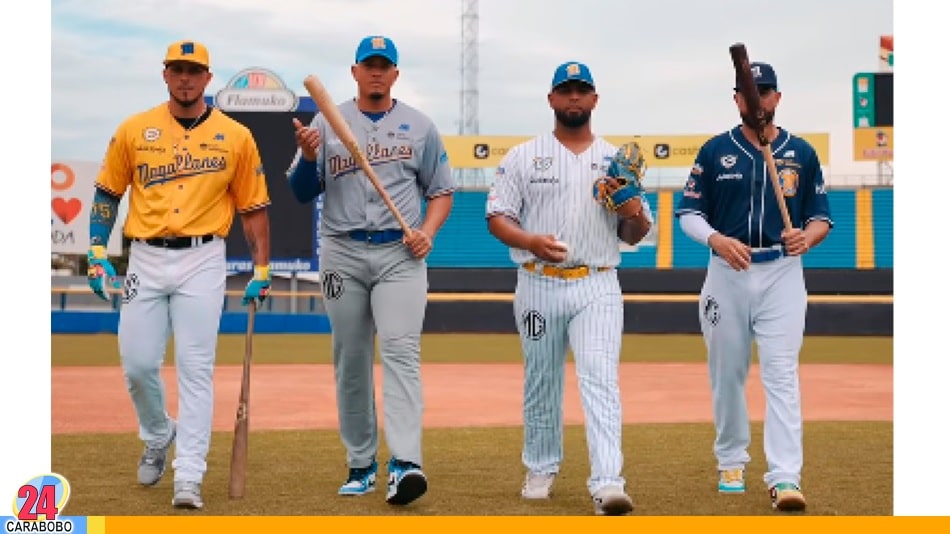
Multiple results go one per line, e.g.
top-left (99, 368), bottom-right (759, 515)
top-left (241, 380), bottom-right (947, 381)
top-left (657, 190), bottom-right (673, 269)
top-left (87, 516), bottom-right (106, 534)
top-left (422, 293), bottom-right (893, 304)
top-left (50, 288), bottom-right (893, 304)
top-left (856, 189), bottom-right (875, 269)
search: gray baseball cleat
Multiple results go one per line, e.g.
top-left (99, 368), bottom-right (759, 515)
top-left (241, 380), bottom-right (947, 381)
top-left (172, 481), bottom-right (204, 510)
top-left (138, 420), bottom-right (177, 486)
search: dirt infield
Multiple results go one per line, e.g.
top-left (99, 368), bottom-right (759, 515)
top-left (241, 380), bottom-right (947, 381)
top-left (52, 362), bottom-right (891, 434)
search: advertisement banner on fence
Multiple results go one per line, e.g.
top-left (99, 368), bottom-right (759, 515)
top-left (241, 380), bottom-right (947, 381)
top-left (51, 161), bottom-right (126, 256)
top-left (853, 127), bottom-right (893, 161)
top-left (443, 133), bottom-right (830, 169)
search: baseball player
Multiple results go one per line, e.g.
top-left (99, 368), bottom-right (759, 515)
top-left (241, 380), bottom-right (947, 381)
top-left (286, 35), bottom-right (456, 506)
top-left (485, 61), bottom-right (652, 516)
top-left (674, 61), bottom-right (833, 512)
top-left (85, 40), bottom-right (272, 510)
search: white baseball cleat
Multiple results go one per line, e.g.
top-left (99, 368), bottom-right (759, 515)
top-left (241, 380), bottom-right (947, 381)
top-left (521, 471), bottom-right (556, 499)
top-left (171, 481), bottom-right (204, 510)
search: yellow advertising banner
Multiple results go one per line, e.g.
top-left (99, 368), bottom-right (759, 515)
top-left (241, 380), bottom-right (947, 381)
top-left (853, 127), bottom-right (894, 161)
top-left (442, 136), bottom-right (527, 169)
top-left (443, 133), bottom-right (830, 168)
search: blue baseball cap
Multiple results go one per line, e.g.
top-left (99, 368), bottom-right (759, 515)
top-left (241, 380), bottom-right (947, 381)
top-left (355, 35), bottom-right (398, 66)
top-left (551, 61), bottom-right (595, 90)
top-left (735, 61), bottom-right (778, 90)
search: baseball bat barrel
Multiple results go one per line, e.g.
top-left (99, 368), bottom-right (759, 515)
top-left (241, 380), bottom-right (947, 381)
top-left (228, 301), bottom-right (256, 499)
top-left (729, 43), bottom-right (769, 146)
top-left (302, 74), bottom-right (412, 236)
top-left (728, 43), bottom-right (793, 232)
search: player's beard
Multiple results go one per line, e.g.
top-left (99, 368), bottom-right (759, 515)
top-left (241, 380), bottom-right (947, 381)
top-left (368, 91), bottom-right (385, 101)
top-left (171, 93), bottom-right (203, 109)
top-left (740, 109), bottom-right (775, 130)
top-left (555, 109), bottom-right (591, 129)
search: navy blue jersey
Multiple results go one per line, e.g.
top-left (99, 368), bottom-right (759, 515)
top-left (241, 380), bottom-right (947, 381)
top-left (675, 126), bottom-right (833, 248)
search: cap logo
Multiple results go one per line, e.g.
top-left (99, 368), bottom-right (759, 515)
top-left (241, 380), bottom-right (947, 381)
top-left (566, 63), bottom-right (580, 76)
top-left (751, 65), bottom-right (761, 78)
top-left (371, 37), bottom-right (386, 49)
top-left (180, 42), bottom-right (195, 56)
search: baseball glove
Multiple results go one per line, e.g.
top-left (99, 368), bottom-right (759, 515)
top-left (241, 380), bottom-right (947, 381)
top-left (592, 142), bottom-right (646, 211)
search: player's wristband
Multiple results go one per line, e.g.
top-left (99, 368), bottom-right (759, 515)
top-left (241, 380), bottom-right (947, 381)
top-left (89, 245), bottom-right (108, 260)
top-left (89, 189), bottom-right (121, 246)
top-left (253, 265), bottom-right (270, 281)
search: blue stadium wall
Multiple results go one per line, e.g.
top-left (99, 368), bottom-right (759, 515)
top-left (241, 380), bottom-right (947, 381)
top-left (425, 189), bottom-right (893, 269)
top-left (53, 189), bottom-right (892, 335)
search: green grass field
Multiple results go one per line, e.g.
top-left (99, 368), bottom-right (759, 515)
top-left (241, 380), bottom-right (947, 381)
top-left (52, 333), bottom-right (894, 366)
top-left (51, 333), bottom-right (893, 516)
top-left (52, 422), bottom-right (892, 516)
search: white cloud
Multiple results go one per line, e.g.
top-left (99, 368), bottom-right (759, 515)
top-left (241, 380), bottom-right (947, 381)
top-left (52, 0), bottom-right (893, 180)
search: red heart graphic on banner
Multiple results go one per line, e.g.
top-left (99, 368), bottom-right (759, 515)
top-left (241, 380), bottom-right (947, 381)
top-left (52, 197), bottom-right (82, 225)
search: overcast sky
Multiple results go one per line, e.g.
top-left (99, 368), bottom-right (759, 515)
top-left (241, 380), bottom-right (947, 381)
top-left (51, 0), bottom-right (892, 180)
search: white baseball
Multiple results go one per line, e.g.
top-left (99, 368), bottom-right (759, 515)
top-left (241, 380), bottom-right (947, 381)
top-left (554, 240), bottom-right (569, 254)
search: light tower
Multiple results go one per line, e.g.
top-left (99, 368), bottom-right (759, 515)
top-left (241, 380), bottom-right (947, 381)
top-left (459, 0), bottom-right (484, 186)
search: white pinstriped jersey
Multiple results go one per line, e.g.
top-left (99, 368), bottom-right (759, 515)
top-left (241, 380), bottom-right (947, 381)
top-left (486, 133), bottom-right (653, 268)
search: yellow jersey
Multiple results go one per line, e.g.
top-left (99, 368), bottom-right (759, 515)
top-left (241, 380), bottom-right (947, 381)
top-left (95, 103), bottom-right (270, 239)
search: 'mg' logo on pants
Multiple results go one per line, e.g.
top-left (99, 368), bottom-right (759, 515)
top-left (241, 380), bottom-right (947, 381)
top-left (521, 310), bottom-right (546, 340)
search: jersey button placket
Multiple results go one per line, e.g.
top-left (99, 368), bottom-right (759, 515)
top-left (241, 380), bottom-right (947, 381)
top-left (171, 171), bottom-right (184, 230)
top-left (173, 177), bottom-right (183, 217)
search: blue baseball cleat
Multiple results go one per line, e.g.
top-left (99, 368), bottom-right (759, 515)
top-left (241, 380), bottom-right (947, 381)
top-left (385, 458), bottom-right (427, 505)
top-left (338, 460), bottom-right (378, 496)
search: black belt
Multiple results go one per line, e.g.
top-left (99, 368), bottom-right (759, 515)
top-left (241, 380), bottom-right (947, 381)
top-left (138, 234), bottom-right (214, 249)
top-left (348, 229), bottom-right (404, 244)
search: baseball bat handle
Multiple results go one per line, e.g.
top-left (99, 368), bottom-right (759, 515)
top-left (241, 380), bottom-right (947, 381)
top-left (761, 147), bottom-right (794, 232)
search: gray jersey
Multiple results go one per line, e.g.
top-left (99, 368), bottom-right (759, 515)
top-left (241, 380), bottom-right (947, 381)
top-left (288, 99), bottom-right (455, 235)
top-left (486, 133), bottom-right (653, 268)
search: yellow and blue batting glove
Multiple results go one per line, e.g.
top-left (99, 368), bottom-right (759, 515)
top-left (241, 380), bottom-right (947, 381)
top-left (87, 245), bottom-right (119, 301)
top-left (243, 265), bottom-right (271, 306)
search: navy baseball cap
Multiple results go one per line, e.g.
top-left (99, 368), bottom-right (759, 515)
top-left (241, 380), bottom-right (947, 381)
top-left (355, 35), bottom-right (398, 66)
top-left (551, 61), bottom-right (595, 90)
top-left (735, 61), bottom-right (778, 90)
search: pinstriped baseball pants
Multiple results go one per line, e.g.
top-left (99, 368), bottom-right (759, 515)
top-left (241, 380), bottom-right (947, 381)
top-left (513, 267), bottom-right (626, 495)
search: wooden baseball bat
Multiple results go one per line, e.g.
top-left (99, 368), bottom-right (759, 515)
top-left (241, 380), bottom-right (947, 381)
top-left (228, 300), bottom-right (256, 499)
top-left (729, 43), bottom-right (793, 233)
top-left (302, 74), bottom-right (412, 236)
